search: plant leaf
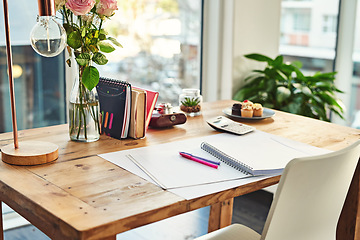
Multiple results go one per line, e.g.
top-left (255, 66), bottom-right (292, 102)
top-left (244, 53), bottom-right (273, 64)
top-left (63, 23), bottom-right (73, 35)
top-left (99, 33), bottom-right (106, 40)
top-left (76, 53), bottom-right (91, 66)
top-left (93, 52), bottom-right (108, 65)
top-left (67, 30), bottom-right (82, 49)
top-left (272, 55), bottom-right (283, 67)
top-left (292, 61), bottom-right (303, 69)
top-left (98, 41), bottom-right (116, 53)
top-left (107, 37), bottom-right (123, 47)
top-left (82, 66), bottom-right (99, 91)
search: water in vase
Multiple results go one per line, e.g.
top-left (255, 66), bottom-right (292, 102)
top-left (69, 102), bottom-right (100, 142)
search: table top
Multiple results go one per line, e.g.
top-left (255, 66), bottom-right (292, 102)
top-left (0, 100), bottom-right (359, 240)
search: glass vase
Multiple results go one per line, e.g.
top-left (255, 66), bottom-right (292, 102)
top-left (68, 64), bottom-right (100, 142)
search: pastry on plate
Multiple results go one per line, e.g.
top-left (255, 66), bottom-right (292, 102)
top-left (253, 103), bottom-right (263, 117)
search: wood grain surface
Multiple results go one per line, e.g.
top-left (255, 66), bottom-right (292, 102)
top-left (1, 141), bottom-right (58, 166)
top-left (0, 100), bottom-right (359, 240)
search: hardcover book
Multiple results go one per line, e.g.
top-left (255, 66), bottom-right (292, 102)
top-left (132, 87), bottom-right (159, 131)
top-left (129, 88), bottom-right (146, 139)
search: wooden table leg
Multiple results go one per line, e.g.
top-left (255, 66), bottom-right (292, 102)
top-left (208, 198), bottom-right (234, 233)
top-left (0, 202), bottom-right (3, 240)
top-left (337, 159), bottom-right (360, 240)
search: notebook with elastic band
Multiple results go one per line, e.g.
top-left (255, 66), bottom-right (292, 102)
top-left (96, 77), bottom-right (131, 139)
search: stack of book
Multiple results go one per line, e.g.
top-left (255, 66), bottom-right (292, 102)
top-left (97, 77), bottom-right (159, 140)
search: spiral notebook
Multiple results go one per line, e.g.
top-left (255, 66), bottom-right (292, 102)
top-left (200, 131), bottom-right (331, 175)
top-left (96, 77), bottom-right (131, 139)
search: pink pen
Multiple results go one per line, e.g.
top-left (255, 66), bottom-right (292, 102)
top-left (179, 152), bottom-right (218, 169)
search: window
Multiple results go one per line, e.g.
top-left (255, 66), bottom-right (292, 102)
top-left (98, 0), bottom-right (203, 106)
top-left (0, 1), bottom-right (66, 133)
top-left (323, 15), bottom-right (337, 33)
top-left (279, 0), bottom-right (360, 128)
top-left (293, 12), bottom-right (311, 31)
top-left (280, 5), bottom-right (311, 47)
top-left (280, 0), bottom-right (338, 74)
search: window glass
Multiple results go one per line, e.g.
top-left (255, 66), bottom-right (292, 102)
top-left (0, 1), bottom-right (66, 133)
top-left (293, 12), bottom-right (311, 32)
top-left (323, 15), bottom-right (337, 33)
top-left (97, 0), bottom-right (202, 106)
top-left (280, 0), bottom-right (339, 76)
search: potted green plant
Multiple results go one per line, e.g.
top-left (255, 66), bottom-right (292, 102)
top-left (234, 53), bottom-right (345, 121)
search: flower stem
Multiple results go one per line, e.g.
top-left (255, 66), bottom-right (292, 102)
top-left (99, 19), bottom-right (103, 32)
top-left (62, 6), bottom-right (70, 24)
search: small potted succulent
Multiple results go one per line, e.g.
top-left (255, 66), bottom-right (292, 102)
top-left (179, 89), bottom-right (202, 116)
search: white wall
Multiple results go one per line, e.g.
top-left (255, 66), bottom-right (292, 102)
top-left (232, 0), bottom-right (282, 97)
top-left (202, 0), bottom-right (282, 102)
top-left (206, 0), bottom-right (281, 194)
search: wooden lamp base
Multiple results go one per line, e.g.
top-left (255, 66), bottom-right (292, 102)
top-left (1, 141), bottom-right (58, 166)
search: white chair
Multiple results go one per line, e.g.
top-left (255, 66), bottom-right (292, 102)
top-left (195, 140), bottom-right (360, 240)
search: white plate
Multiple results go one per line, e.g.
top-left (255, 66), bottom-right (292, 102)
top-left (223, 107), bottom-right (275, 120)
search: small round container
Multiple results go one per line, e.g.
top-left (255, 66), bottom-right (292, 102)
top-left (179, 89), bottom-right (202, 117)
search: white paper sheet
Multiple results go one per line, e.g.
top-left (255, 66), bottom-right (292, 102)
top-left (99, 131), bottom-right (331, 199)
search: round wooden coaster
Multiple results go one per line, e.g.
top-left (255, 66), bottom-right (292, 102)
top-left (1, 141), bottom-right (58, 166)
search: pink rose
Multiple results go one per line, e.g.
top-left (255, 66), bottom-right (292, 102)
top-left (96, 0), bottom-right (118, 17)
top-left (66, 0), bottom-right (96, 16)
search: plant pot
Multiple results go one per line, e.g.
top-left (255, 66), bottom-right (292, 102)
top-left (179, 89), bottom-right (202, 117)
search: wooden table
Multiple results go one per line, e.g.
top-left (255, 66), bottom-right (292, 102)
top-left (0, 100), bottom-right (359, 240)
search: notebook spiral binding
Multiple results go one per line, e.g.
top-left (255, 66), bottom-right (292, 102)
top-left (99, 77), bottom-right (130, 88)
top-left (200, 142), bottom-right (253, 175)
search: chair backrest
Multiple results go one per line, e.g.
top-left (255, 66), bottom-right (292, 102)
top-left (261, 140), bottom-right (360, 240)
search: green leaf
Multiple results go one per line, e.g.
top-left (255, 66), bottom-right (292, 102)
top-left (93, 52), bottom-right (108, 65)
top-left (76, 53), bottom-right (91, 66)
top-left (107, 37), bottom-right (123, 48)
top-left (309, 103), bottom-right (328, 121)
top-left (98, 41), bottom-right (116, 53)
top-left (63, 23), bottom-right (73, 35)
top-left (67, 31), bottom-right (82, 49)
top-left (81, 27), bottom-right (87, 37)
top-left (293, 67), bottom-right (304, 79)
top-left (313, 71), bottom-right (337, 79)
top-left (291, 61), bottom-right (303, 69)
top-left (99, 33), bottom-right (106, 41)
top-left (100, 29), bottom-right (107, 35)
top-left (82, 66), bottom-right (99, 91)
top-left (280, 64), bottom-right (295, 77)
top-left (272, 55), bottom-right (283, 67)
top-left (331, 108), bottom-right (345, 119)
top-left (244, 53), bottom-right (273, 64)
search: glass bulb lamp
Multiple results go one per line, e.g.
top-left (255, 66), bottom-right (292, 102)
top-left (1, 0), bottom-right (62, 166)
top-left (30, 15), bottom-right (66, 57)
